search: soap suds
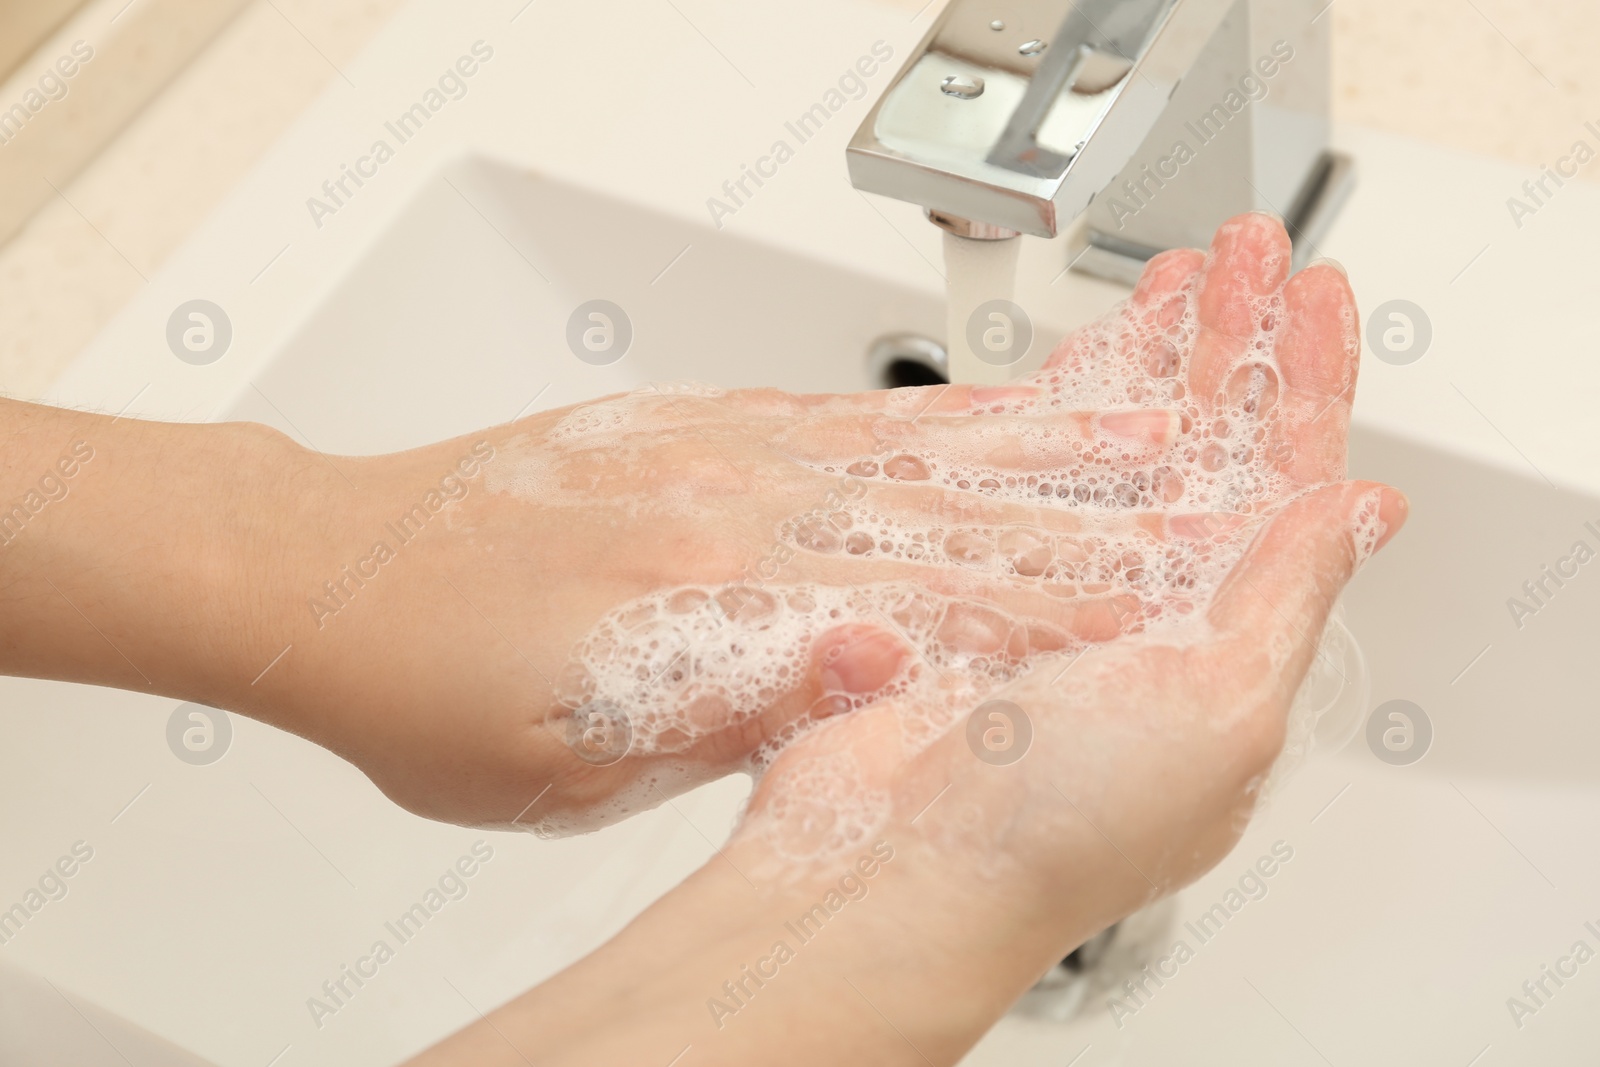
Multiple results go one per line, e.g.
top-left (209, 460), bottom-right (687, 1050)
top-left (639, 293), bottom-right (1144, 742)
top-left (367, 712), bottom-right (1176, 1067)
top-left (524, 261), bottom-right (1361, 857)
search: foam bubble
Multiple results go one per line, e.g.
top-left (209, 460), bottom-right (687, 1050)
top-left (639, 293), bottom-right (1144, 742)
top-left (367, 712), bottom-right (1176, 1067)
top-left (540, 264), bottom-right (1356, 862)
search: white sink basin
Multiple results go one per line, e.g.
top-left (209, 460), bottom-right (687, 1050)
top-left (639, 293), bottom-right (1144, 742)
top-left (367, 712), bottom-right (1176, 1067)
top-left (8, 0), bottom-right (1600, 1062)
top-left (232, 159), bottom-right (1600, 1067)
top-left (10, 148), bottom-right (1599, 1067)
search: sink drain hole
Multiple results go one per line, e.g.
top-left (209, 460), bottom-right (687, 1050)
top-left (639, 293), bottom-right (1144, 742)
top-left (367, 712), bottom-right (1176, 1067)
top-left (867, 333), bottom-right (948, 389)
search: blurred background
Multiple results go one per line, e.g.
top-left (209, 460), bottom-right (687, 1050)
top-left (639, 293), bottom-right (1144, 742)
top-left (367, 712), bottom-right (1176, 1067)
top-left (1, 0), bottom-right (1597, 397)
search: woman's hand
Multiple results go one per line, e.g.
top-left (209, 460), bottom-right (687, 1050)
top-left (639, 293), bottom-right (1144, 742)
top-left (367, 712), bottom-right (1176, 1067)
top-left (277, 212), bottom-right (1346, 830)
top-left (245, 363), bottom-right (1198, 828)
top-left (402, 213), bottom-right (1408, 1065)
top-left (0, 345), bottom-right (1179, 830)
top-left (739, 211), bottom-right (1398, 921)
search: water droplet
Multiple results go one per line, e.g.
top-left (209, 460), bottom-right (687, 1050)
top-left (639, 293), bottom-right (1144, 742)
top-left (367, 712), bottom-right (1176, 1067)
top-left (989, 19), bottom-right (1005, 30)
top-left (1019, 39), bottom-right (1047, 57)
top-left (940, 74), bottom-right (985, 100)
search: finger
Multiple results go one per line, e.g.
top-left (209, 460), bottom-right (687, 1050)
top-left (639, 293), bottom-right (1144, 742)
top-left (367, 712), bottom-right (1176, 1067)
top-left (1189, 213), bottom-right (1293, 407)
top-left (695, 623), bottom-right (908, 763)
top-left (771, 409), bottom-right (1182, 471)
top-left (780, 487), bottom-right (1244, 582)
top-left (816, 625), bottom-right (909, 697)
top-left (861, 410), bottom-right (1182, 471)
top-left (773, 539), bottom-right (1146, 639)
top-left (1133, 247), bottom-right (1208, 308)
top-left (1268, 262), bottom-right (1360, 484)
top-left (1043, 247), bottom-right (1206, 373)
top-left (780, 480), bottom-right (1165, 561)
top-left (728, 383), bottom-right (1045, 420)
top-left (1206, 481), bottom-right (1408, 706)
top-left (777, 520), bottom-right (1158, 645)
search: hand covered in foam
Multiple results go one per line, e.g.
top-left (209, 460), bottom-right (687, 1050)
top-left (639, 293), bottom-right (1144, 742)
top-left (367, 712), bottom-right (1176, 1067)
top-left (296, 315), bottom-right (1187, 828)
top-left (301, 213), bottom-right (1397, 849)
top-left (549, 213), bottom-right (1402, 847)
top-left (729, 213), bottom-right (1405, 896)
top-left (401, 214), bottom-right (1410, 1067)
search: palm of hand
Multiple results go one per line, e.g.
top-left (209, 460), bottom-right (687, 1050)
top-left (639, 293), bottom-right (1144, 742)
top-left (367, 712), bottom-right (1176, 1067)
top-left (732, 214), bottom-right (1403, 901)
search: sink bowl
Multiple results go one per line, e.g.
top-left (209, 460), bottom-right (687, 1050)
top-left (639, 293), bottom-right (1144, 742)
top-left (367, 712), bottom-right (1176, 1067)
top-left (240, 156), bottom-right (1600, 1067)
top-left (8, 140), bottom-right (1600, 1067)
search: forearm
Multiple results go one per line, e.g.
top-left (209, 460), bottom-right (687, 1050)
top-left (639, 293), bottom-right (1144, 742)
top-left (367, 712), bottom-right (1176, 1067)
top-left (0, 397), bottom-right (643, 823)
top-left (0, 398), bottom-right (314, 703)
top-left (408, 829), bottom-right (1097, 1066)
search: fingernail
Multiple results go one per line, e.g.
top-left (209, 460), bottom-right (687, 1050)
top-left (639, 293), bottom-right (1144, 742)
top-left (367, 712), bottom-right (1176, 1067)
top-left (1374, 488), bottom-right (1410, 551)
top-left (1247, 208), bottom-right (1285, 224)
top-left (1308, 257), bottom-right (1348, 278)
top-left (1100, 409), bottom-right (1178, 444)
top-left (819, 628), bottom-right (906, 694)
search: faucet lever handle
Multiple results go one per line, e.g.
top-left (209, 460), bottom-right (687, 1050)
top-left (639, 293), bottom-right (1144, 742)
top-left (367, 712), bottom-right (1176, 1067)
top-left (848, 0), bottom-right (1236, 237)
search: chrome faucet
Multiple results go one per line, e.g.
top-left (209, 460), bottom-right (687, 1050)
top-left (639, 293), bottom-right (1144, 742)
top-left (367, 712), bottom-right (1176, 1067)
top-left (847, 0), bottom-right (1351, 282)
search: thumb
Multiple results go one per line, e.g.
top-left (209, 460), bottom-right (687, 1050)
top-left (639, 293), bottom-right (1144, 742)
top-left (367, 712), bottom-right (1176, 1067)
top-left (809, 624), bottom-right (911, 717)
top-left (1206, 480), bottom-right (1407, 704)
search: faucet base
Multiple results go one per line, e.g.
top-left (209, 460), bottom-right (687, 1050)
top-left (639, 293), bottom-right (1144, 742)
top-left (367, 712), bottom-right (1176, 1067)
top-left (1070, 149), bottom-right (1356, 286)
top-left (926, 209), bottom-right (1022, 242)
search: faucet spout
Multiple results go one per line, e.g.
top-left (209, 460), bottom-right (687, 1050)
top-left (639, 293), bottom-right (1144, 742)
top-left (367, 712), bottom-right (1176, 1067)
top-left (849, 0), bottom-right (1352, 282)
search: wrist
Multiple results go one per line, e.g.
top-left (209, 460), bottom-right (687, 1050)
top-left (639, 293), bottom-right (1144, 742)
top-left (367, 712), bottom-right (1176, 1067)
top-left (431, 817), bottom-right (1093, 1066)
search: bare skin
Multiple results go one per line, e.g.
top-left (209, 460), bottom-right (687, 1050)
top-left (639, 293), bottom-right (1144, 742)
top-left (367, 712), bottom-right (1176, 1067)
top-left (0, 213), bottom-right (1404, 1065)
top-left (404, 213), bottom-right (1406, 1064)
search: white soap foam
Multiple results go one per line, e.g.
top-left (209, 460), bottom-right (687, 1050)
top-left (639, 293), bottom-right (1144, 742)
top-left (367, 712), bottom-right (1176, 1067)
top-left (532, 254), bottom-right (1363, 859)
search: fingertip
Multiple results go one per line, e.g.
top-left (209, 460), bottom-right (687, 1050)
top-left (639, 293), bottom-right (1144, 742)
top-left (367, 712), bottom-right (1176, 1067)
top-left (1204, 212), bottom-right (1293, 299)
top-left (816, 624), bottom-right (908, 695)
top-left (1279, 263), bottom-right (1359, 396)
top-left (1133, 248), bottom-right (1206, 305)
top-left (1374, 486), bottom-right (1410, 552)
top-left (1305, 257), bottom-right (1348, 279)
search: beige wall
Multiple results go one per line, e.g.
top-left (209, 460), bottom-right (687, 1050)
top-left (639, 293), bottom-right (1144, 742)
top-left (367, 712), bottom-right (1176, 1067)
top-left (1332, 0), bottom-right (1600, 171)
top-left (0, 0), bottom-right (406, 398)
top-left (0, 0), bottom-right (89, 81)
